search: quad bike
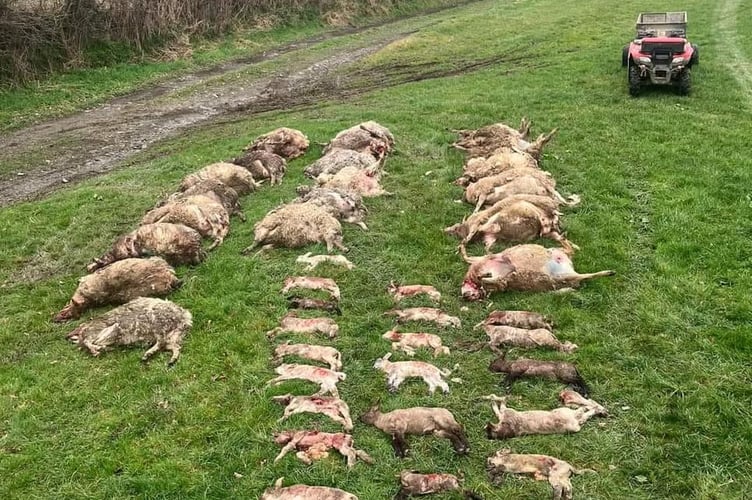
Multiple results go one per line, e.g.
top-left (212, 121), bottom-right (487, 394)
top-left (621, 12), bottom-right (698, 96)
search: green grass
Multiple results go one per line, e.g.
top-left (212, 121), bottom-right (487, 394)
top-left (2, 0), bottom-right (752, 498)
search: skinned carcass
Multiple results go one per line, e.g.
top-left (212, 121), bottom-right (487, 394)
top-left (273, 430), bottom-right (373, 468)
top-left (261, 478), bottom-right (358, 500)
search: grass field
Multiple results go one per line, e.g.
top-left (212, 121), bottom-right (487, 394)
top-left (2, 0), bottom-right (752, 498)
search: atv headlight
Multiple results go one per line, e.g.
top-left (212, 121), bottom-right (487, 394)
top-left (672, 57), bottom-right (686, 65)
top-left (638, 56), bottom-right (652, 65)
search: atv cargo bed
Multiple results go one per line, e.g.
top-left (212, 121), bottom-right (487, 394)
top-left (636, 12), bottom-right (687, 38)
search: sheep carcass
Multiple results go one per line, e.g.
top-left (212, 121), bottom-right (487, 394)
top-left (475, 310), bottom-right (552, 330)
top-left (304, 148), bottom-right (383, 179)
top-left (382, 330), bottom-right (450, 357)
top-left (241, 203), bottom-right (347, 254)
top-left (453, 119), bottom-right (556, 160)
top-left (273, 430), bottom-right (373, 468)
top-left (160, 179), bottom-right (245, 221)
top-left (261, 478), bottom-right (358, 500)
top-left (317, 166), bottom-right (391, 197)
top-left (487, 449), bottom-right (593, 500)
top-left (396, 471), bottom-right (482, 499)
top-left (483, 393), bottom-right (606, 439)
top-left (141, 194), bottom-right (230, 250)
top-left (455, 147), bottom-right (539, 185)
top-left (267, 363), bottom-right (346, 397)
top-left (323, 121), bottom-right (395, 156)
top-left (88, 223), bottom-right (205, 272)
top-left (273, 394), bottom-right (353, 430)
top-left (387, 283), bottom-right (441, 303)
top-left (179, 162), bottom-right (259, 195)
top-left (273, 341), bottom-right (342, 371)
top-left (232, 150), bottom-right (287, 185)
top-left (293, 186), bottom-right (368, 230)
top-left (246, 127), bottom-right (309, 159)
top-left (296, 252), bottom-right (355, 271)
top-left (265, 312), bottom-right (339, 339)
top-left (483, 324), bottom-right (577, 353)
top-left (489, 355), bottom-right (589, 396)
top-left (54, 257), bottom-right (180, 322)
top-left (373, 353), bottom-right (456, 394)
top-left (360, 403), bottom-right (469, 457)
top-left (282, 276), bottom-right (341, 301)
top-left (460, 244), bottom-right (614, 300)
top-left (65, 297), bottom-right (191, 365)
top-left (287, 296), bottom-right (341, 315)
top-left (384, 307), bottom-right (461, 328)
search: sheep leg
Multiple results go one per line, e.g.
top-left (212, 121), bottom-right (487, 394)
top-left (274, 441), bottom-right (298, 463)
top-left (503, 374), bottom-right (519, 392)
top-left (266, 327), bottom-right (282, 340)
top-left (488, 469), bottom-right (507, 486)
top-left (394, 488), bottom-right (411, 500)
top-left (574, 407), bottom-right (600, 425)
top-left (295, 450), bottom-right (316, 465)
top-left (165, 342), bottom-right (182, 365)
top-left (435, 429), bottom-right (469, 455)
top-left (548, 469), bottom-right (573, 500)
top-left (324, 232), bottom-right (349, 254)
top-left (81, 339), bottom-right (103, 356)
top-left (141, 340), bottom-right (164, 362)
top-left (355, 449), bottom-right (374, 465)
top-left (391, 433), bottom-right (409, 458)
top-left (435, 377), bottom-right (450, 394)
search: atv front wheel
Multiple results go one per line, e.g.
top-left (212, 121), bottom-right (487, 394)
top-left (622, 46), bottom-right (629, 67)
top-left (678, 69), bottom-right (691, 95)
top-left (628, 64), bottom-right (641, 96)
top-left (690, 44), bottom-right (699, 66)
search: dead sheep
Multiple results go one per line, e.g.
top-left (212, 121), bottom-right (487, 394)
top-left (317, 166), bottom-right (391, 197)
top-left (323, 121), bottom-right (395, 157)
top-left (282, 276), bottom-right (341, 301)
top-left (486, 449), bottom-right (594, 500)
top-left (296, 252), bottom-right (355, 271)
top-left (384, 307), bottom-right (461, 328)
top-left (65, 297), bottom-right (192, 365)
top-left (266, 363), bottom-right (346, 397)
top-left (474, 310), bottom-right (552, 330)
top-left (273, 341), bottom-right (342, 371)
top-left (246, 127), bottom-right (309, 159)
top-left (459, 244), bottom-right (614, 300)
top-left (273, 394), bottom-right (354, 430)
top-left (88, 223), bottom-right (206, 272)
top-left (453, 120), bottom-right (557, 160)
top-left (382, 330), bottom-right (450, 357)
top-left (472, 175), bottom-right (581, 209)
top-left (360, 403), bottom-right (469, 457)
top-left (463, 168), bottom-right (555, 209)
top-left (231, 150), bottom-right (287, 185)
top-left (455, 147), bottom-right (540, 185)
top-left (287, 296), bottom-right (342, 315)
top-left (54, 257), bottom-right (180, 322)
top-left (483, 393), bottom-right (607, 440)
top-left (160, 179), bottom-right (245, 221)
top-left (179, 162), bottom-right (259, 195)
top-left (261, 478), bottom-right (358, 500)
top-left (304, 148), bottom-right (383, 179)
top-left (489, 355), bottom-right (589, 396)
top-left (373, 353), bottom-right (456, 394)
top-left (396, 471), bottom-right (483, 499)
top-left (387, 282), bottom-right (441, 303)
top-left (241, 203), bottom-right (347, 255)
top-left (483, 324), bottom-right (577, 353)
top-left (141, 194), bottom-right (230, 250)
top-left (273, 430), bottom-right (373, 468)
top-left (265, 312), bottom-right (339, 340)
top-left (293, 186), bottom-right (369, 229)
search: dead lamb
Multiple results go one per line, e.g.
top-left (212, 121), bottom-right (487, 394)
top-left (273, 394), bottom-right (353, 430)
top-left (317, 166), bottom-right (391, 197)
top-left (323, 121), bottom-right (395, 156)
top-left (159, 179), bottom-right (245, 221)
top-left (179, 162), bottom-right (259, 195)
top-left (261, 478), bottom-right (358, 500)
top-left (360, 403), bottom-right (469, 457)
top-left (282, 276), bottom-right (341, 301)
top-left (141, 194), bottom-right (230, 250)
top-left (54, 257), bottom-right (180, 322)
top-left (65, 297), bottom-right (192, 365)
top-left (475, 310), bottom-right (552, 330)
top-left (296, 252), bottom-right (355, 271)
top-left (484, 325), bottom-right (577, 353)
top-left (231, 150), bottom-right (287, 184)
top-left (88, 223), bottom-right (205, 272)
top-left (293, 186), bottom-right (369, 230)
top-left (396, 471), bottom-right (483, 499)
top-left (273, 341), bottom-right (342, 371)
top-left (287, 296), bottom-right (342, 315)
top-left (460, 244), bottom-right (615, 300)
top-left (489, 355), bottom-right (589, 396)
top-left (273, 430), bottom-right (373, 468)
top-left (246, 127), bottom-right (310, 159)
top-left (387, 282), bottom-right (441, 303)
top-left (304, 148), bottom-right (384, 179)
top-left (483, 392), bottom-right (607, 440)
top-left (385, 307), bottom-right (461, 328)
top-left (373, 353), bottom-right (457, 394)
top-left (382, 330), bottom-right (450, 357)
top-left (267, 363), bottom-right (346, 397)
top-left (453, 120), bottom-right (557, 160)
top-left (265, 312), bottom-right (339, 340)
top-left (455, 147), bottom-right (540, 186)
top-left (487, 449), bottom-right (594, 500)
top-left (241, 203), bottom-right (347, 255)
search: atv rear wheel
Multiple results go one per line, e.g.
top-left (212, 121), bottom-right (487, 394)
top-left (622, 46), bottom-right (629, 67)
top-left (690, 44), bottom-right (699, 66)
top-left (628, 64), bottom-right (641, 96)
top-left (678, 69), bottom-right (691, 95)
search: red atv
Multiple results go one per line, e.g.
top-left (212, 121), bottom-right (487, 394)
top-left (622, 12), bottom-right (698, 96)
